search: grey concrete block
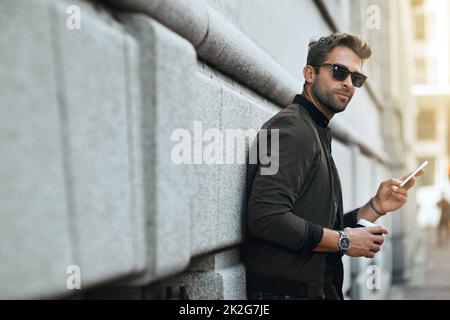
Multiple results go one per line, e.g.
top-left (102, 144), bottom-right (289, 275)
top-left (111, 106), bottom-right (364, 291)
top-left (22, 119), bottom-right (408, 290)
top-left (217, 86), bottom-right (272, 248)
top-left (161, 265), bottom-right (245, 300)
top-left (103, 0), bottom-right (209, 47)
top-left (216, 264), bottom-right (246, 300)
top-left (190, 67), bottom-right (277, 254)
top-left (205, 0), bottom-right (327, 82)
top-left (198, 6), bottom-right (297, 106)
top-left (50, 0), bottom-right (141, 287)
top-left (163, 249), bottom-right (243, 300)
top-left (162, 271), bottom-right (220, 300)
top-left (104, 0), bottom-right (298, 107)
top-left (0, 0), bottom-right (74, 299)
top-left (188, 248), bottom-right (240, 272)
top-left (119, 14), bottom-right (197, 284)
top-left (190, 72), bottom-right (222, 255)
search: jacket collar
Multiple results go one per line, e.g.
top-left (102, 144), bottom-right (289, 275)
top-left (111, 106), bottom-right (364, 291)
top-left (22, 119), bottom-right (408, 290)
top-left (292, 94), bottom-right (329, 128)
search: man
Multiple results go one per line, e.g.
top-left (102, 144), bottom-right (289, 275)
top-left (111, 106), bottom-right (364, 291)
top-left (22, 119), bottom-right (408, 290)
top-left (244, 33), bottom-right (421, 300)
top-left (436, 193), bottom-right (450, 246)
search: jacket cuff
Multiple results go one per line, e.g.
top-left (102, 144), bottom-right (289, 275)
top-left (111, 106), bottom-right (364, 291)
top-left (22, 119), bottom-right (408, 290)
top-left (343, 208), bottom-right (360, 228)
top-left (303, 222), bottom-right (324, 251)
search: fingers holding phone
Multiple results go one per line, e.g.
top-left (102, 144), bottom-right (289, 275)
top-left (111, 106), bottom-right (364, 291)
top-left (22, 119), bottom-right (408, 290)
top-left (398, 161), bottom-right (428, 189)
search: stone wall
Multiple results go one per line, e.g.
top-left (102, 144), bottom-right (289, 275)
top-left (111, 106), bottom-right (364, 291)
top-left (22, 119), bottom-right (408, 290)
top-left (0, 0), bottom-right (411, 299)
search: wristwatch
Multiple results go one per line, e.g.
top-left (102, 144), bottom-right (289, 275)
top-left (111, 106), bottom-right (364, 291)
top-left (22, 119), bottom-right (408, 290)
top-left (338, 231), bottom-right (350, 254)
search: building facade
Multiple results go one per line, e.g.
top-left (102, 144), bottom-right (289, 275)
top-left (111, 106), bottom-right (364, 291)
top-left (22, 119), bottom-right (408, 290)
top-left (410, 0), bottom-right (450, 228)
top-left (0, 0), bottom-right (420, 299)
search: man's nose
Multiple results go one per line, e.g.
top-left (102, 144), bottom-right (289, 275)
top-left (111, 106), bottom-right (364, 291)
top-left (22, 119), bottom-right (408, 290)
top-left (342, 74), bottom-right (354, 89)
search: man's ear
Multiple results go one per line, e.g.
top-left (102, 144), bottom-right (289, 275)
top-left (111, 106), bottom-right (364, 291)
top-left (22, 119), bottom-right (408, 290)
top-left (303, 65), bottom-right (315, 85)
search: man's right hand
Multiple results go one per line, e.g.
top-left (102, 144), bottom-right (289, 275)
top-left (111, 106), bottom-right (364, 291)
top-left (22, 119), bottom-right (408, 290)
top-left (343, 226), bottom-right (388, 258)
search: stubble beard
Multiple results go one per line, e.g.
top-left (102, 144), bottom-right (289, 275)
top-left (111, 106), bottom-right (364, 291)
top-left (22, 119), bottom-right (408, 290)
top-left (311, 81), bottom-right (352, 114)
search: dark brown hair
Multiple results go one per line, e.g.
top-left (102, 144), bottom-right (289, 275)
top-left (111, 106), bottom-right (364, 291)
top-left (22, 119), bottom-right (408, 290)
top-left (307, 33), bottom-right (372, 69)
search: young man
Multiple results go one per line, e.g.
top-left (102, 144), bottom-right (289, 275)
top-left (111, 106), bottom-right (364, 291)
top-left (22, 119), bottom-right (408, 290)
top-left (244, 33), bottom-right (421, 300)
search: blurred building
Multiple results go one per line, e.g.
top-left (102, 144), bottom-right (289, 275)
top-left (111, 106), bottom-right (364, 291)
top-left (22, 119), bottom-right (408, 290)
top-left (410, 0), bottom-right (450, 227)
top-left (0, 0), bottom-right (421, 300)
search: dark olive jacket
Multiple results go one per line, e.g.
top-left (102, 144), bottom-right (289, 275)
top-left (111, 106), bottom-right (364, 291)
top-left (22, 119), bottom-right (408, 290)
top-left (244, 94), bottom-right (359, 299)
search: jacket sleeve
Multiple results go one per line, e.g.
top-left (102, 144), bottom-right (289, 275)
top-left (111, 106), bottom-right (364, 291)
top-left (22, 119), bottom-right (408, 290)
top-left (343, 208), bottom-right (360, 228)
top-left (246, 116), bottom-right (323, 252)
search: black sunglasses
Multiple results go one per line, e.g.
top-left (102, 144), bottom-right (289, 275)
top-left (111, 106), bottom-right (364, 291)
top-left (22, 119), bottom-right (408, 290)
top-left (311, 63), bottom-right (367, 88)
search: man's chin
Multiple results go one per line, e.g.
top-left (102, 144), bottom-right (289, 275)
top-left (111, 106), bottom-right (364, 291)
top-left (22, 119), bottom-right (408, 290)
top-left (330, 106), bottom-right (346, 114)
top-left (327, 100), bottom-right (348, 113)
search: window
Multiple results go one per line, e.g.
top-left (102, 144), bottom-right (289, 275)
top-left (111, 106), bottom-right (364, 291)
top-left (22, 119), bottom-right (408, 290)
top-left (415, 57), bottom-right (427, 83)
top-left (411, 0), bottom-right (424, 5)
top-left (411, 0), bottom-right (426, 40)
top-left (413, 13), bottom-right (425, 40)
top-left (417, 109), bottom-right (436, 140)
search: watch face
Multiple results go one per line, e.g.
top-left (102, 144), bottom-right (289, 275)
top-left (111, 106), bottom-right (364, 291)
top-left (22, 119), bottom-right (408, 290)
top-left (341, 237), bottom-right (350, 250)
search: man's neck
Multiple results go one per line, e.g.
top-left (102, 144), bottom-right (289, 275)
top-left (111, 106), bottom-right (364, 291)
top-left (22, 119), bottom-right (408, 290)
top-left (302, 89), bottom-right (335, 121)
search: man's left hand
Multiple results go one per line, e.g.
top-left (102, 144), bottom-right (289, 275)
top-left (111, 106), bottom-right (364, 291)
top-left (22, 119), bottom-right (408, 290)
top-left (373, 169), bottom-right (425, 214)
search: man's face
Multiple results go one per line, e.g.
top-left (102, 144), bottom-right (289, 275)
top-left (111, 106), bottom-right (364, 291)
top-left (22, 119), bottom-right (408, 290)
top-left (311, 46), bottom-right (363, 114)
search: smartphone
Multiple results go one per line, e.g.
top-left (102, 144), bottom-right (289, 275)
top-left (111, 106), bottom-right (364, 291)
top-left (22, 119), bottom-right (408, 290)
top-left (398, 161), bottom-right (428, 188)
top-left (356, 219), bottom-right (383, 238)
top-left (356, 219), bottom-right (377, 228)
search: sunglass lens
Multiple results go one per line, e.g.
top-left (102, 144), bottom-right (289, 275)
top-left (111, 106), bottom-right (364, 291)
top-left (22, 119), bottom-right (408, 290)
top-left (333, 65), bottom-right (366, 88)
top-left (332, 66), bottom-right (349, 81)
top-left (351, 74), bottom-right (366, 87)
